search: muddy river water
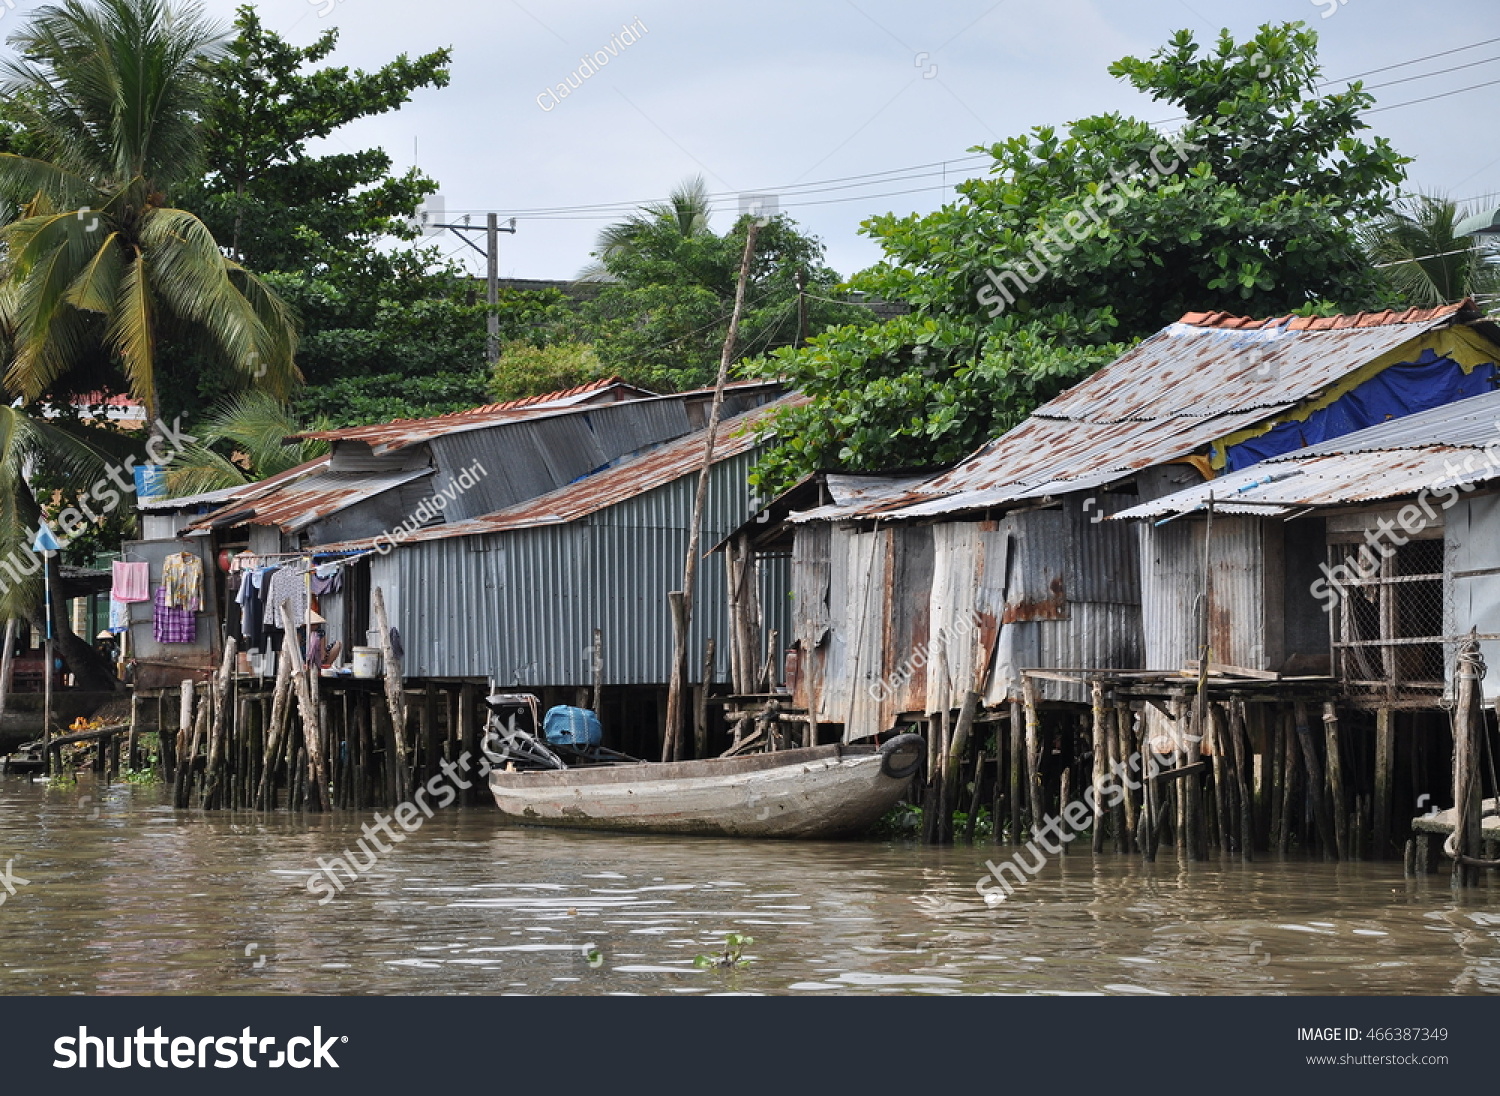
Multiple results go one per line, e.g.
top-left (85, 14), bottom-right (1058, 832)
top-left (1, 775), bottom-right (1497, 996)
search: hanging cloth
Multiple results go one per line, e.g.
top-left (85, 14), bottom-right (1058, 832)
top-left (161, 552), bottom-right (204, 612)
top-left (153, 585), bottom-right (196, 644)
top-left (263, 565), bottom-right (308, 630)
top-left (111, 560), bottom-right (149, 603)
top-left (108, 598), bottom-right (131, 634)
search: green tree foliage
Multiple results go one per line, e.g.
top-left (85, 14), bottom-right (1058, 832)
top-left (749, 22), bottom-right (1409, 494)
top-left (165, 390), bottom-right (328, 496)
top-left (564, 178), bottom-right (873, 392)
top-left (489, 341), bottom-right (609, 403)
top-left (1362, 193), bottom-right (1500, 307)
top-left (0, 0), bottom-right (299, 418)
top-left (171, 6), bottom-right (483, 424)
top-left (181, 5), bottom-right (449, 278)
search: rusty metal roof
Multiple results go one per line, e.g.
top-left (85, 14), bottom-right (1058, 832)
top-left (186, 467), bottom-right (431, 533)
top-left (290, 378), bottom-right (781, 455)
top-left (315, 396), bottom-right (803, 549)
top-left (810, 301), bottom-right (1489, 522)
top-left (138, 456), bottom-right (332, 513)
top-left (1118, 385), bottom-right (1500, 518)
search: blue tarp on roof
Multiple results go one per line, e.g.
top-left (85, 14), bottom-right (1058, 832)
top-left (1224, 349), bottom-right (1500, 472)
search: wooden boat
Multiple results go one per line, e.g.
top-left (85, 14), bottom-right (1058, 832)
top-left (482, 695), bottom-right (924, 839)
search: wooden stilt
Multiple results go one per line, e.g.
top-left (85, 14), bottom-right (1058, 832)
top-left (1374, 708), bottom-right (1395, 861)
top-left (1022, 677), bottom-right (1042, 833)
top-left (1322, 703), bottom-right (1349, 861)
top-left (1008, 699), bottom-right (1023, 845)
top-left (1091, 681), bottom-right (1107, 854)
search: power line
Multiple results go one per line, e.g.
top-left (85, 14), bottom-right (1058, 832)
top-left (1360, 52), bottom-right (1500, 92)
top-left (1364, 74), bottom-right (1500, 115)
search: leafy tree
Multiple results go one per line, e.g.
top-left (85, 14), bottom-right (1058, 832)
top-left (567, 190), bottom-right (872, 391)
top-left (489, 341), bottom-right (609, 403)
top-left (165, 391), bottom-right (328, 496)
top-left (577, 175), bottom-right (714, 283)
top-left (181, 5), bottom-right (450, 278)
top-left (750, 22), bottom-right (1409, 493)
top-left (1362, 193), bottom-right (1500, 307)
top-left (0, 0), bottom-right (299, 419)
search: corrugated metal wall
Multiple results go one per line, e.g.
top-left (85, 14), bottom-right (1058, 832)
top-left (387, 450), bottom-right (771, 686)
top-left (1140, 513), bottom-right (1270, 672)
top-left (1448, 494), bottom-right (1500, 702)
top-left (793, 490), bottom-right (1146, 734)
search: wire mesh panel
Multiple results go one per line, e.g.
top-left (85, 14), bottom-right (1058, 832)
top-left (1332, 536), bottom-right (1446, 703)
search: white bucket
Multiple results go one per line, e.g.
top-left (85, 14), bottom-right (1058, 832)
top-left (352, 647), bottom-right (382, 679)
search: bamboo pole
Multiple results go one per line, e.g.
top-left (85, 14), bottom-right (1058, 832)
top-left (171, 680), bottom-right (196, 807)
top-left (694, 637), bottom-right (714, 761)
top-left (663, 220), bottom-right (760, 761)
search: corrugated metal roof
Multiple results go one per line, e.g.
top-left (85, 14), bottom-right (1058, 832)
top-left (316, 396), bottom-right (804, 550)
top-left (186, 467), bottom-right (433, 533)
top-left (1118, 384), bottom-right (1500, 519)
top-left (808, 301), bottom-right (1486, 522)
top-left (137, 456), bottom-right (331, 513)
top-left (293, 379), bottom-right (780, 455)
top-left (1117, 447), bottom-right (1492, 518)
top-left (445, 376), bottom-right (653, 415)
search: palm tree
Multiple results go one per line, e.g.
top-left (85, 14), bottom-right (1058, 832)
top-left (576, 175), bottom-right (715, 282)
top-left (165, 391), bottom-right (328, 496)
top-left (1362, 193), bottom-right (1500, 308)
top-left (0, 0), bottom-right (299, 419)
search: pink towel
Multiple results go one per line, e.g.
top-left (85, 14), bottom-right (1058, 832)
top-left (112, 561), bottom-right (149, 603)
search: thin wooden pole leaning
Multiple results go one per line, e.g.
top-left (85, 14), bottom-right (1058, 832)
top-left (663, 219), bottom-right (760, 761)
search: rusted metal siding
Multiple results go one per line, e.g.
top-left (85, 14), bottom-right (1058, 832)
top-left (795, 497), bottom-right (1143, 732)
top-left (1140, 514), bottom-right (1269, 672)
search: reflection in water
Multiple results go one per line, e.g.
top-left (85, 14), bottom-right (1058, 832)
top-left (1, 775), bottom-right (1498, 995)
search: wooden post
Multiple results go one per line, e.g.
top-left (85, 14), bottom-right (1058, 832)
top-left (694, 637), bottom-right (714, 761)
top-left (372, 586), bottom-right (408, 788)
top-left (171, 680), bottom-right (196, 807)
top-left (1373, 707), bottom-right (1394, 860)
top-left (1008, 699), bottom-right (1023, 844)
top-left (200, 638), bottom-right (238, 809)
top-left (1209, 703), bottom-right (1231, 854)
top-left (1293, 701), bottom-right (1336, 860)
top-left (1022, 676), bottom-right (1042, 833)
top-left (1116, 706), bottom-right (1136, 854)
top-left (458, 682), bottom-right (478, 804)
top-left (591, 628), bottom-right (604, 713)
top-left (0, 619), bottom-right (14, 757)
top-left (281, 604), bottom-right (327, 811)
top-left (664, 221), bottom-right (760, 761)
top-left (1451, 639), bottom-right (1484, 887)
top-left (1322, 702), bottom-right (1349, 861)
top-left (1229, 699), bottom-right (1253, 860)
top-left (255, 650), bottom-right (294, 810)
top-left (1279, 708), bottom-right (1301, 855)
top-left (1091, 680), bottom-right (1107, 854)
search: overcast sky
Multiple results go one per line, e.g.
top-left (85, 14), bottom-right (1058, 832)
top-left (6, 0), bottom-right (1498, 281)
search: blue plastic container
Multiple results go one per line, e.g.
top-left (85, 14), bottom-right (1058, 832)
top-left (543, 705), bottom-right (603, 747)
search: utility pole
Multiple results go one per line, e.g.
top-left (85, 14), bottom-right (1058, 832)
top-left (433, 213), bottom-right (516, 363)
top-left (795, 266), bottom-right (809, 347)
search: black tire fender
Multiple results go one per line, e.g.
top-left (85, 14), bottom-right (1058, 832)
top-left (880, 733), bottom-right (925, 781)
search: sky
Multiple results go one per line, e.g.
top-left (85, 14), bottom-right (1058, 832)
top-left (5, 0), bottom-right (1499, 281)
